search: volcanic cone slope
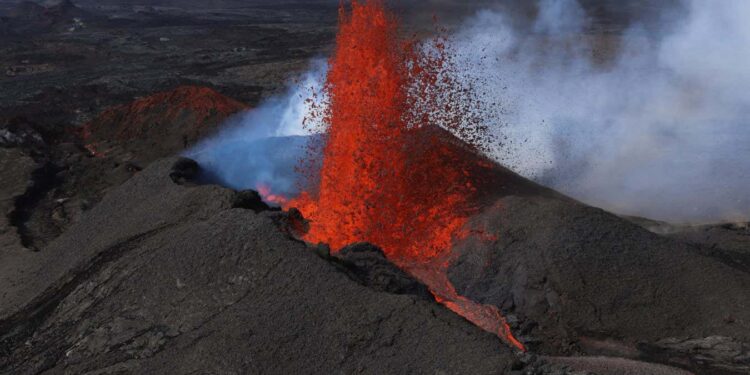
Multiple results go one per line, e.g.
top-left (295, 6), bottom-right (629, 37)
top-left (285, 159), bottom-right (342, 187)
top-left (83, 86), bottom-right (247, 164)
top-left (0, 157), bottom-right (524, 375)
top-left (374, 124), bottom-right (750, 374)
top-left (449, 193), bottom-right (750, 374)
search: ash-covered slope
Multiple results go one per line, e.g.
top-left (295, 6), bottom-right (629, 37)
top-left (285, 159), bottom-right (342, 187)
top-left (84, 86), bottom-right (248, 163)
top-left (0, 148), bottom-right (37, 251)
top-left (181, 117), bottom-right (750, 373)
top-left (377, 124), bottom-right (750, 374)
top-left (0, 86), bottom-right (247, 252)
top-left (449, 194), bottom-right (750, 374)
top-left (0, 157), bottom-right (528, 374)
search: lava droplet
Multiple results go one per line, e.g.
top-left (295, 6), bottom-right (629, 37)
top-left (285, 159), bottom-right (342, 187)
top-left (287, 0), bottom-right (525, 351)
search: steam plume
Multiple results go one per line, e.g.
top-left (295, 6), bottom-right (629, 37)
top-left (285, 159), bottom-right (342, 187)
top-left (193, 0), bottom-right (748, 223)
top-left (452, 0), bottom-right (750, 223)
top-left (185, 59), bottom-right (327, 198)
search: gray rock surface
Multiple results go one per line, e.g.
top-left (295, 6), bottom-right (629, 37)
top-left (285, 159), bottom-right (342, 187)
top-left (0, 117), bottom-right (143, 250)
top-left (545, 356), bottom-right (694, 375)
top-left (639, 336), bottom-right (750, 375)
top-left (449, 195), bottom-right (750, 374)
top-left (0, 148), bottom-right (36, 250)
top-left (336, 242), bottom-right (433, 300)
top-left (669, 222), bottom-right (750, 254)
top-left (0, 157), bottom-right (527, 374)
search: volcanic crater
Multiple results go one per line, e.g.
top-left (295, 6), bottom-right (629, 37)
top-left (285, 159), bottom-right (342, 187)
top-left (1, 1), bottom-right (748, 375)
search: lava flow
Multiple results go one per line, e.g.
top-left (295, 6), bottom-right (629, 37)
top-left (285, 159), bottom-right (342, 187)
top-left (288, 0), bottom-right (525, 351)
top-left (257, 183), bottom-right (289, 206)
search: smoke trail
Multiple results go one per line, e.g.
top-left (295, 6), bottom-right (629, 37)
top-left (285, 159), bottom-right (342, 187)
top-left (185, 59), bottom-right (327, 198)
top-left (191, 1), bottom-right (748, 222)
top-left (452, 0), bottom-right (750, 223)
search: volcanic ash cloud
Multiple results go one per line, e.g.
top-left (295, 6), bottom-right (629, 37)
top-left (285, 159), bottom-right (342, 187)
top-left (451, 0), bottom-right (750, 223)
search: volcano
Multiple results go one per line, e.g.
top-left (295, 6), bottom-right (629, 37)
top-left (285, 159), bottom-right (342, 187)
top-left (1, 1), bottom-right (749, 374)
top-left (83, 86), bottom-right (247, 162)
top-left (287, 1), bottom-right (750, 372)
top-left (3, 129), bottom-right (747, 374)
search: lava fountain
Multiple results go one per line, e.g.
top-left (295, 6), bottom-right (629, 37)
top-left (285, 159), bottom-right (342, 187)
top-left (288, 0), bottom-right (525, 351)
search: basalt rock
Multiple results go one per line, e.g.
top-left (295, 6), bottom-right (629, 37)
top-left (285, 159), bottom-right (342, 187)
top-left (639, 336), bottom-right (750, 374)
top-left (448, 194), bottom-right (750, 374)
top-left (0, 148), bottom-right (37, 251)
top-left (670, 222), bottom-right (750, 255)
top-left (4, 0), bottom-right (91, 35)
top-left (337, 243), bottom-right (433, 300)
top-left (0, 118), bottom-right (46, 152)
top-left (82, 86), bottom-right (247, 164)
top-left (232, 189), bottom-right (272, 213)
top-left (168, 157), bottom-right (201, 185)
top-left (0, 157), bottom-right (534, 374)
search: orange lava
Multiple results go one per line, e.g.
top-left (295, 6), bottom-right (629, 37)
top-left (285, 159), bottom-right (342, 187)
top-left (82, 86), bottom-right (247, 141)
top-left (288, 0), bottom-right (524, 351)
top-left (408, 257), bottom-right (527, 351)
top-left (257, 183), bottom-right (289, 206)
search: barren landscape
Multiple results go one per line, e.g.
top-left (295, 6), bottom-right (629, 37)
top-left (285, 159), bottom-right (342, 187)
top-left (1, 1), bottom-right (748, 375)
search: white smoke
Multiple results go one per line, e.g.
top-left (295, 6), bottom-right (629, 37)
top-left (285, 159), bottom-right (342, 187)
top-left (185, 59), bottom-right (327, 197)
top-left (192, 0), bottom-right (749, 222)
top-left (451, 0), bottom-right (750, 223)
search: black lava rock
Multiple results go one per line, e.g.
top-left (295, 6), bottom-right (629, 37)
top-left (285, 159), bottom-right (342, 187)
top-left (338, 242), bottom-right (433, 300)
top-left (0, 157), bottom-right (519, 375)
top-left (169, 157), bottom-right (200, 185)
top-left (232, 190), bottom-right (271, 213)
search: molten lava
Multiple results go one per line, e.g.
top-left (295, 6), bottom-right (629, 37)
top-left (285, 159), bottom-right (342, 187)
top-left (257, 183), bottom-right (289, 206)
top-left (82, 86), bottom-right (247, 142)
top-left (288, 0), bottom-right (525, 350)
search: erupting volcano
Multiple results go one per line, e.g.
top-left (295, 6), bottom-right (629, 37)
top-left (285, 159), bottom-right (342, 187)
top-left (288, 0), bottom-right (524, 350)
top-left (6, 0), bottom-right (750, 373)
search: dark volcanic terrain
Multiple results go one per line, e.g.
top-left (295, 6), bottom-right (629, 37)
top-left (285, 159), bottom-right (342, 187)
top-left (0, 0), bottom-right (336, 129)
top-left (0, 0), bottom-right (336, 250)
top-left (1, 1), bottom-right (748, 375)
top-left (0, 158), bottom-right (526, 374)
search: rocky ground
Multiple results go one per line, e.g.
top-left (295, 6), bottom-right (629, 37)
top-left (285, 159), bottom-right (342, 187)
top-left (449, 196), bottom-right (750, 374)
top-left (0, 0), bottom-right (336, 130)
top-left (1, 1), bottom-right (748, 375)
top-left (0, 0), bottom-right (337, 250)
top-left (0, 157), bottom-right (529, 374)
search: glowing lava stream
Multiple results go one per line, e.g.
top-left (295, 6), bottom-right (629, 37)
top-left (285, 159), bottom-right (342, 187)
top-left (257, 183), bottom-right (289, 206)
top-left (286, 0), bottom-right (525, 351)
